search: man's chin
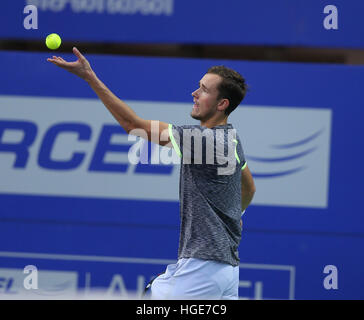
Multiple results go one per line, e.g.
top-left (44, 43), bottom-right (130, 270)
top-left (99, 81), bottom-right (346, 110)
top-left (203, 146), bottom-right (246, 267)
top-left (190, 111), bottom-right (201, 120)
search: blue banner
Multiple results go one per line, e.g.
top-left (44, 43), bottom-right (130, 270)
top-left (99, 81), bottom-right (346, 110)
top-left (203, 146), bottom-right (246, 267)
top-left (1, 0), bottom-right (364, 48)
top-left (0, 50), bottom-right (363, 299)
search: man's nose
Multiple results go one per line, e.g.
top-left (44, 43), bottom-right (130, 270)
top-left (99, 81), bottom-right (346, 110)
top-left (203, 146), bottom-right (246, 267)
top-left (192, 88), bottom-right (199, 97)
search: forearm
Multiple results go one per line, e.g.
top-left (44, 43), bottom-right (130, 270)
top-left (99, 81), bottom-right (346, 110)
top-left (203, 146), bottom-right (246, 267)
top-left (48, 48), bottom-right (145, 134)
top-left (86, 72), bottom-right (141, 133)
top-left (241, 190), bottom-right (255, 212)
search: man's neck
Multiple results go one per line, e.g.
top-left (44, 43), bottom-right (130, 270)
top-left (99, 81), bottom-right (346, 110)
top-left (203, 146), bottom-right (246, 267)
top-left (200, 117), bottom-right (228, 128)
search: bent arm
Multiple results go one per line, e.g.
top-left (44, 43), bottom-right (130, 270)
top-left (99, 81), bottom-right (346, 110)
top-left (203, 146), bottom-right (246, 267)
top-left (241, 164), bottom-right (256, 212)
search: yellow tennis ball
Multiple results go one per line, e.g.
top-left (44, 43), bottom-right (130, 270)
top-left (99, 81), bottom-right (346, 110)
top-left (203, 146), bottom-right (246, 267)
top-left (46, 33), bottom-right (62, 50)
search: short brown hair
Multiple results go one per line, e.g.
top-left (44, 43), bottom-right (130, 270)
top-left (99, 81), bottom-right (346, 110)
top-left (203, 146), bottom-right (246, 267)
top-left (207, 66), bottom-right (248, 115)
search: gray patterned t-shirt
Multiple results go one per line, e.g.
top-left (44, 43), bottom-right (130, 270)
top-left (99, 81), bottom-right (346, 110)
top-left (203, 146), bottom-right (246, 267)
top-left (168, 123), bottom-right (246, 267)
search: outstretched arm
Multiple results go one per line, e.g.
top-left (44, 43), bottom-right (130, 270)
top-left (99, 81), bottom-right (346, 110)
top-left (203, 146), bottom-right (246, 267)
top-left (47, 47), bottom-right (170, 146)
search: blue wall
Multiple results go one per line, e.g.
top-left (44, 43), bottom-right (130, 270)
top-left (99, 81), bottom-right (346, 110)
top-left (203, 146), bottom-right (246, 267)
top-left (1, 0), bottom-right (364, 48)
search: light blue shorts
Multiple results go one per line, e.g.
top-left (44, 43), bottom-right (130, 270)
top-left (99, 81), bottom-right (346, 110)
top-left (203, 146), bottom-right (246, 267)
top-left (150, 258), bottom-right (239, 300)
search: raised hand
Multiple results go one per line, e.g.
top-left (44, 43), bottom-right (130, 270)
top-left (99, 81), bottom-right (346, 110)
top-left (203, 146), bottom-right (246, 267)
top-left (47, 47), bottom-right (94, 81)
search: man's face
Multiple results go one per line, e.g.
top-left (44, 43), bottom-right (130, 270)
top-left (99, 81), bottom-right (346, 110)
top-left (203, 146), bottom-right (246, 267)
top-left (191, 73), bottom-right (222, 121)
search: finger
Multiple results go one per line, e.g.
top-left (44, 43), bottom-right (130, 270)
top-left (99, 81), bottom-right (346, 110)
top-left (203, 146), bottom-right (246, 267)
top-left (48, 58), bottom-right (60, 65)
top-left (48, 60), bottom-right (59, 66)
top-left (73, 47), bottom-right (84, 60)
top-left (49, 56), bottom-right (66, 63)
top-left (47, 58), bottom-right (66, 67)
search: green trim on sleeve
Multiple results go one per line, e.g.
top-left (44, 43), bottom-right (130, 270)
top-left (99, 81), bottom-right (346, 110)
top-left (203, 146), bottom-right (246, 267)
top-left (234, 139), bottom-right (247, 170)
top-left (233, 139), bottom-right (240, 164)
top-left (168, 124), bottom-right (182, 158)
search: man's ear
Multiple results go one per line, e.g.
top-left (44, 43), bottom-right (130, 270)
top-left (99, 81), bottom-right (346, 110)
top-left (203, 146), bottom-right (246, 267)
top-left (217, 98), bottom-right (229, 112)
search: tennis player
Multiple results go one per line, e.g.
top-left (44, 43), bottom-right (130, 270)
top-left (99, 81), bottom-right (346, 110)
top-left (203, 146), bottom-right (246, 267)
top-left (48, 48), bottom-right (256, 300)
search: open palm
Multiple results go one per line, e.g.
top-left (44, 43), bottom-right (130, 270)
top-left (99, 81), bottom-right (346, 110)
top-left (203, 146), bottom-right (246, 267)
top-left (47, 47), bottom-right (94, 81)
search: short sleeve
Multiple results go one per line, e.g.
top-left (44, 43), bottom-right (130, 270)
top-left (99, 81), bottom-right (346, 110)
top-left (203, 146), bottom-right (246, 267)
top-left (168, 124), bottom-right (182, 158)
top-left (233, 138), bottom-right (247, 171)
top-left (168, 124), bottom-right (205, 164)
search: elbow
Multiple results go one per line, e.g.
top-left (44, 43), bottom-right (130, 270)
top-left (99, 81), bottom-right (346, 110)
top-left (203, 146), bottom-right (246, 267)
top-left (124, 124), bottom-right (134, 135)
top-left (124, 119), bottom-right (140, 135)
top-left (252, 184), bottom-right (256, 196)
top-left (250, 190), bottom-right (256, 201)
top-left (125, 117), bottom-right (148, 135)
top-left (248, 184), bottom-right (256, 200)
